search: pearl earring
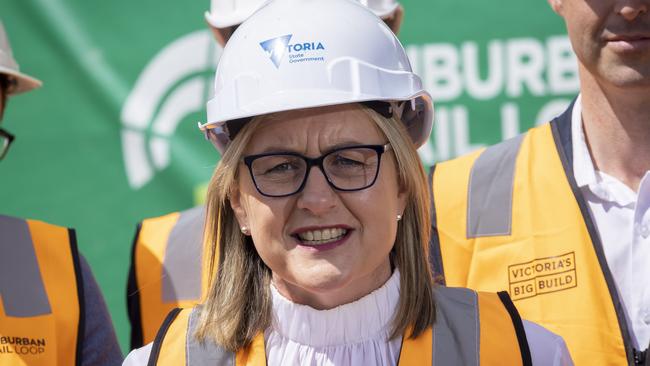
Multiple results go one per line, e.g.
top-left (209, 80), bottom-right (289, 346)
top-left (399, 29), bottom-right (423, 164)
top-left (397, 214), bottom-right (402, 221)
top-left (240, 226), bottom-right (249, 235)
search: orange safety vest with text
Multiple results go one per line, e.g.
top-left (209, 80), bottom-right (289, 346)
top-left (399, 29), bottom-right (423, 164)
top-left (429, 102), bottom-right (639, 365)
top-left (0, 215), bottom-right (83, 366)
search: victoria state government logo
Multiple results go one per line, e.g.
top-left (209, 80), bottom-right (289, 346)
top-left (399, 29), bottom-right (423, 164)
top-left (508, 252), bottom-right (577, 300)
top-left (259, 34), bottom-right (325, 68)
top-left (120, 30), bottom-right (223, 190)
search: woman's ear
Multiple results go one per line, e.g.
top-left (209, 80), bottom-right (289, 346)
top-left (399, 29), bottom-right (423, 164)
top-left (229, 187), bottom-right (249, 231)
top-left (397, 183), bottom-right (408, 220)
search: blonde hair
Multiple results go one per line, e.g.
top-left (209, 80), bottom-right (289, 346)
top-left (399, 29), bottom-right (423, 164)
top-left (195, 104), bottom-right (435, 351)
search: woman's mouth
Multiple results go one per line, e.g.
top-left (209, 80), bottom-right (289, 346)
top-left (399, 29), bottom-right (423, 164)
top-left (291, 226), bottom-right (352, 251)
top-left (296, 227), bottom-right (348, 245)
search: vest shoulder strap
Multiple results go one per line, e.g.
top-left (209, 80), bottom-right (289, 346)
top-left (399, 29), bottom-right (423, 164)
top-left (432, 287), bottom-right (531, 366)
top-left (429, 128), bottom-right (537, 284)
top-left (437, 133), bottom-right (527, 239)
top-left (148, 308), bottom-right (188, 366)
top-left (150, 307), bottom-right (238, 366)
top-left (151, 306), bottom-right (267, 366)
top-left (129, 205), bottom-right (207, 348)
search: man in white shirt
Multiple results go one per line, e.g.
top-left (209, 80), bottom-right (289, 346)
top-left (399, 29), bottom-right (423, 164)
top-left (428, 0), bottom-right (650, 364)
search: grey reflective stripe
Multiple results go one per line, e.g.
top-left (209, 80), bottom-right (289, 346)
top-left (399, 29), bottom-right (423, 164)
top-left (162, 206), bottom-right (206, 302)
top-left (433, 287), bottom-right (479, 366)
top-left (186, 307), bottom-right (234, 366)
top-left (467, 134), bottom-right (525, 238)
top-left (0, 215), bottom-right (52, 317)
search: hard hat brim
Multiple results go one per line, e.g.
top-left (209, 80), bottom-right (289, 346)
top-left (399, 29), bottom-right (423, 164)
top-left (0, 66), bottom-right (42, 95)
top-left (203, 89), bottom-right (433, 151)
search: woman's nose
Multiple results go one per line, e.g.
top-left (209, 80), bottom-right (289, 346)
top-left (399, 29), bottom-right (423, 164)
top-left (296, 166), bottom-right (337, 215)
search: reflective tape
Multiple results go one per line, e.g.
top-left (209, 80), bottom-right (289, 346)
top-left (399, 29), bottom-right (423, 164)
top-left (186, 307), bottom-right (235, 366)
top-left (433, 287), bottom-right (479, 365)
top-left (467, 135), bottom-right (524, 238)
top-left (162, 206), bottom-right (206, 302)
top-left (0, 215), bottom-right (52, 317)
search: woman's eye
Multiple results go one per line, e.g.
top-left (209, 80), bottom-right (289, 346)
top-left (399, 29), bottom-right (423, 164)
top-left (265, 162), bottom-right (297, 174)
top-left (333, 156), bottom-right (364, 167)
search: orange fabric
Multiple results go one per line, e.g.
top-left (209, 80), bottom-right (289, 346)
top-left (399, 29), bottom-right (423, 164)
top-left (397, 327), bottom-right (432, 366)
top-left (0, 220), bottom-right (79, 366)
top-left (236, 333), bottom-right (266, 366)
top-left (434, 123), bottom-right (626, 365)
top-left (477, 292), bottom-right (522, 366)
top-left (155, 309), bottom-right (189, 365)
top-left (135, 211), bottom-right (213, 346)
top-left (135, 212), bottom-right (181, 345)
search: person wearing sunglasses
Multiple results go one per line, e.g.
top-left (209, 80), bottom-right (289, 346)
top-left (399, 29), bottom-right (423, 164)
top-left (0, 21), bottom-right (122, 366)
top-left (123, 1), bottom-right (573, 365)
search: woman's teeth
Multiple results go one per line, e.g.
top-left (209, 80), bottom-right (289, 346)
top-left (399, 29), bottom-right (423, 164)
top-left (297, 228), bottom-right (347, 245)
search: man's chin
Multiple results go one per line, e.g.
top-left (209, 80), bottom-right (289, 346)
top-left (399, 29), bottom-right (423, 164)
top-left (597, 63), bottom-right (650, 89)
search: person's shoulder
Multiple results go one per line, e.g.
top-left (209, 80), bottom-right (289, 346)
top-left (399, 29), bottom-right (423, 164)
top-left (523, 320), bottom-right (574, 366)
top-left (122, 343), bottom-right (153, 366)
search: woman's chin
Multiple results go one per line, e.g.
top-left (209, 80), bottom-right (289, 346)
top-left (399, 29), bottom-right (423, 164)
top-left (274, 268), bottom-right (359, 307)
top-left (292, 268), bottom-right (352, 292)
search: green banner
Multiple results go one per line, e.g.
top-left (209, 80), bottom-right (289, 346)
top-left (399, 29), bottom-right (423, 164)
top-left (1, 0), bottom-right (573, 351)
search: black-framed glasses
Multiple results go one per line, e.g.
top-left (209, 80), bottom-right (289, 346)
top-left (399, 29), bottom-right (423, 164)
top-left (0, 128), bottom-right (15, 161)
top-left (243, 144), bottom-right (391, 197)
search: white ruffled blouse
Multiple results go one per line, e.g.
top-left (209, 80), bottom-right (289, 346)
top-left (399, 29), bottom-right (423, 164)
top-left (265, 270), bottom-right (402, 365)
top-left (123, 269), bottom-right (574, 365)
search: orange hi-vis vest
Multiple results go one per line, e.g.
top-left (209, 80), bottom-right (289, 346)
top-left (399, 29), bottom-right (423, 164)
top-left (148, 287), bottom-right (532, 366)
top-left (127, 206), bottom-right (212, 349)
top-left (429, 102), bottom-right (642, 365)
top-left (0, 215), bottom-right (83, 366)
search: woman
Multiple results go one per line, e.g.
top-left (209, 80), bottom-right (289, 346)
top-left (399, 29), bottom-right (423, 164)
top-left (124, 0), bottom-right (573, 364)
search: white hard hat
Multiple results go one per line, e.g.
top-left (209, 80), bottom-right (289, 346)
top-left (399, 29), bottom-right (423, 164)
top-left (201, 0), bottom-right (433, 153)
top-left (0, 22), bottom-right (42, 95)
top-left (205, 0), bottom-right (269, 29)
top-left (361, 0), bottom-right (401, 19)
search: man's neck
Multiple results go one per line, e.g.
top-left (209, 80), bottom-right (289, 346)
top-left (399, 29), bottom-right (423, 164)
top-left (579, 66), bottom-right (650, 192)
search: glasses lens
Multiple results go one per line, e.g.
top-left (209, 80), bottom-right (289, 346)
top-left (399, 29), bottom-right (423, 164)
top-left (324, 147), bottom-right (380, 190)
top-left (250, 155), bottom-right (307, 196)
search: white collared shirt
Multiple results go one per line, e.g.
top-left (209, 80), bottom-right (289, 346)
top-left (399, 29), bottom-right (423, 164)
top-left (571, 95), bottom-right (650, 349)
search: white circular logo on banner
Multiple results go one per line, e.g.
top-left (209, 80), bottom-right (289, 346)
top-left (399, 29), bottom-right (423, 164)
top-left (120, 30), bottom-right (222, 189)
